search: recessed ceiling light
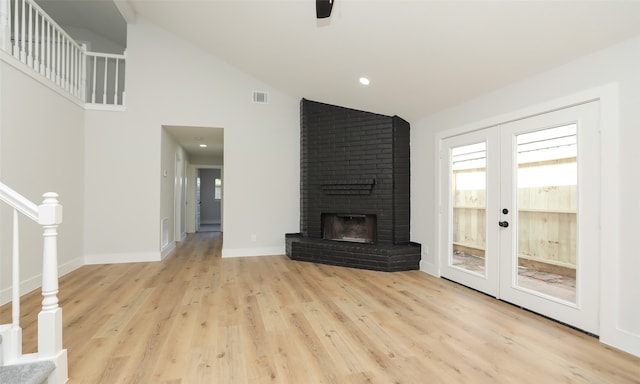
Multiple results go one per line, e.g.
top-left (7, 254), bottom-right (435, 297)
top-left (200, 144), bottom-right (207, 148)
top-left (359, 77), bottom-right (370, 86)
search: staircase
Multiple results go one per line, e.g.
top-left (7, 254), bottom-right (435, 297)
top-left (0, 1), bottom-right (127, 381)
top-left (0, 1), bottom-right (126, 381)
top-left (0, 345), bottom-right (55, 384)
top-left (0, 183), bottom-right (67, 384)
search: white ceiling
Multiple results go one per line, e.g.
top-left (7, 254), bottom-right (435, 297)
top-left (34, 1), bottom-right (640, 158)
top-left (36, 0), bottom-right (127, 46)
top-left (164, 125), bottom-right (224, 160)
top-left (126, 0), bottom-right (640, 122)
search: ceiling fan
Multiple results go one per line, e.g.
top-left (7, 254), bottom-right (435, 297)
top-left (316, 0), bottom-right (334, 19)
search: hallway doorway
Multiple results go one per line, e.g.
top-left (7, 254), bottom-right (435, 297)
top-left (196, 168), bottom-right (222, 233)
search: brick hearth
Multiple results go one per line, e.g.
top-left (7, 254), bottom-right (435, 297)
top-left (286, 99), bottom-right (421, 272)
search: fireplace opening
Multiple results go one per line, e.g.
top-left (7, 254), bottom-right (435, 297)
top-left (322, 213), bottom-right (376, 244)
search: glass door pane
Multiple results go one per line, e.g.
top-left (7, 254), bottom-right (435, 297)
top-left (515, 124), bottom-right (577, 303)
top-left (451, 142), bottom-right (487, 276)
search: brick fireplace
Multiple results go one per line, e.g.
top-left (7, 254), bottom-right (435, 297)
top-left (286, 99), bottom-right (421, 272)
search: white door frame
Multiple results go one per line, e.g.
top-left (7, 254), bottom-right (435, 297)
top-left (174, 151), bottom-right (187, 242)
top-left (435, 89), bottom-right (613, 337)
top-left (438, 128), bottom-right (501, 297)
top-left (188, 164), bottom-right (224, 233)
top-left (497, 102), bottom-right (600, 334)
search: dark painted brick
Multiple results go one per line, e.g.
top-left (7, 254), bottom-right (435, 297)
top-left (295, 99), bottom-right (420, 271)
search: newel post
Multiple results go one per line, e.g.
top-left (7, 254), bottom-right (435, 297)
top-left (37, 192), bottom-right (63, 356)
top-left (0, 0), bottom-right (10, 53)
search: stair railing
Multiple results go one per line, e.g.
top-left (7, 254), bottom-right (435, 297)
top-left (0, 0), bottom-right (126, 109)
top-left (0, 182), bottom-right (67, 384)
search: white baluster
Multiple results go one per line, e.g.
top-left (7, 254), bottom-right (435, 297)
top-left (55, 29), bottom-right (60, 85)
top-left (64, 38), bottom-right (69, 90)
top-left (63, 35), bottom-right (66, 88)
top-left (0, 0), bottom-right (10, 53)
top-left (20, 0), bottom-right (25, 62)
top-left (12, 209), bottom-right (20, 328)
top-left (59, 35), bottom-right (63, 86)
top-left (4, 208), bottom-right (23, 362)
top-left (122, 49), bottom-right (127, 106)
top-left (66, 39), bottom-right (70, 91)
top-left (34, 10), bottom-right (39, 70)
top-left (71, 44), bottom-right (76, 95)
top-left (37, 192), bottom-right (63, 356)
top-left (46, 19), bottom-right (50, 78)
top-left (80, 43), bottom-right (87, 102)
top-left (27, 1), bottom-right (32, 66)
top-left (114, 57), bottom-right (119, 105)
top-left (76, 46), bottom-right (80, 96)
top-left (103, 57), bottom-right (108, 104)
top-left (71, 45), bottom-right (76, 96)
top-left (12, 0), bottom-right (17, 56)
top-left (91, 54), bottom-right (96, 103)
top-left (39, 13), bottom-right (45, 74)
top-left (59, 34), bottom-right (64, 87)
top-left (77, 47), bottom-right (82, 97)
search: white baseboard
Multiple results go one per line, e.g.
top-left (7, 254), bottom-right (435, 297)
top-left (222, 246), bottom-right (284, 258)
top-left (161, 241), bottom-right (176, 260)
top-left (59, 256), bottom-right (84, 277)
top-left (0, 256), bottom-right (84, 306)
top-left (601, 328), bottom-right (640, 358)
top-left (420, 260), bottom-right (438, 276)
top-left (84, 251), bottom-right (161, 265)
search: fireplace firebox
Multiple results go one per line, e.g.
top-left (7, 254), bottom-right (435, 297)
top-left (322, 214), bottom-right (376, 244)
top-left (286, 99), bottom-right (421, 272)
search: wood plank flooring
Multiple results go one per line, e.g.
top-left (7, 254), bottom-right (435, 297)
top-left (2, 232), bottom-right (639, 383)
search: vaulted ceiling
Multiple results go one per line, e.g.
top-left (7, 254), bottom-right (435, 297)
top-left (126, 0), bottom-right (640, 122)
top-left (34, 1), bottom-right (640, 157)
top-left (37, 1), bottom-right (640, 122)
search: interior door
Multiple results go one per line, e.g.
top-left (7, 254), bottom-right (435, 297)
top-left (439, 101), bottom-right (600, 334)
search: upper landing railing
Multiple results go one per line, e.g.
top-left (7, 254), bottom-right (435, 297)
top-left (0, 0), bottom-right (126, 109)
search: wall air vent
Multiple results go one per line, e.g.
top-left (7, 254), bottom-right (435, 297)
top-left (252, 91), bottom-right (269, 104)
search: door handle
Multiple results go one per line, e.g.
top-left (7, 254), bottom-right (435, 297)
top-left (499, 221), bottom-right (509, 228)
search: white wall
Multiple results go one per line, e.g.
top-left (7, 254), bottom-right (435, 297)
top-left (0, 59), bottom-right (85, 303)
top-left (159, 127), bottom-right (185, 256)
top-left (190, 154), bottom-right (223, 165)
top-left (411, 35), bottom-right (640, 356)
top-left (84, 17), bottom-right (300, 263)
top-left (61, 26), bottom-right (125, 54)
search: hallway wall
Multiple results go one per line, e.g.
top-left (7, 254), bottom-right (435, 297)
top-left (84, 17), bottom-right (299, 263)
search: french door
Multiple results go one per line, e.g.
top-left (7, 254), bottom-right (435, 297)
top-left (439, 102), bottom-right (600, 334)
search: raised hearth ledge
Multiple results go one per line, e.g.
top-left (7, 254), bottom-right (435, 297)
top-left (285, 233), bottom-right (421, 272)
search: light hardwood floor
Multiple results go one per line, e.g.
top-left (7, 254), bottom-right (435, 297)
top-left (2, 232), bottom-right (639, 383)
